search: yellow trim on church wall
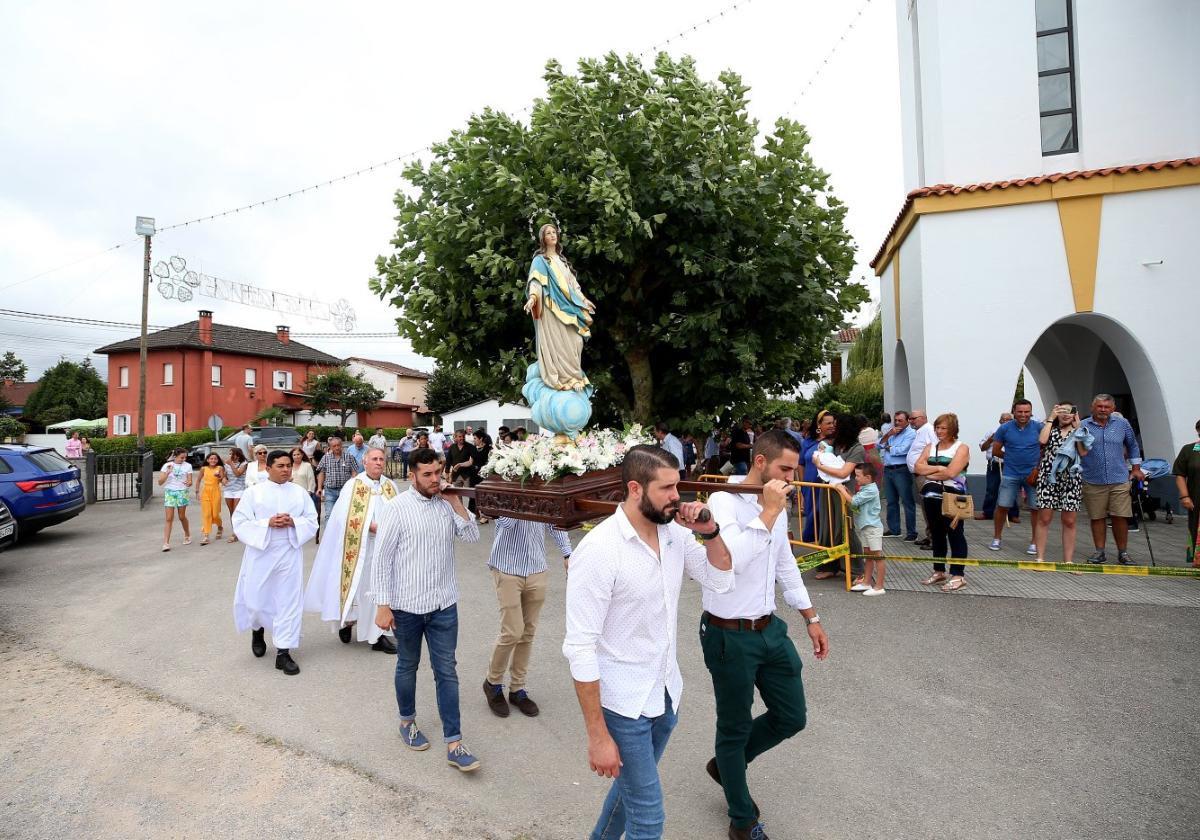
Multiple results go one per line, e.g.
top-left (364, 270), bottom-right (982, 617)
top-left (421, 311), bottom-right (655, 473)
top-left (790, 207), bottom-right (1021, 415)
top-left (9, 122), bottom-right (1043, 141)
top-left (1056, 195), bottom-right (1103, 313)
top-left (892, 254), bottom-right (901, 341)
top-left (872, 165), bottom-right (1200, 276)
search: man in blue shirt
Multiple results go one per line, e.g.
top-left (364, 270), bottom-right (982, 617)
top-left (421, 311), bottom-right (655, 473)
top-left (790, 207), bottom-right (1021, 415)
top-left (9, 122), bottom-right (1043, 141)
top-left (878, 410), bottom-right (918, 540)
top-left (1079, 394), bottom-right (1144, 565)
top-left (991, 400), bottom-right (1044, 555)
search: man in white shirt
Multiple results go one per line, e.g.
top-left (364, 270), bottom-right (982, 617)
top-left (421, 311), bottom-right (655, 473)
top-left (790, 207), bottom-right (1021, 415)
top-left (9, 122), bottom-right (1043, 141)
top-left (233, 424), bottom-right (255, 462)
top-left (427, 425), bottom-right (447, 455)
top-left (906, 409), bottom-right (939, 548)
top-left (653, 422), bottom-right (686, 480)
top-left (563, 445), bottom-right (733, 840)
top-left (367, 427), bottom-right (388, 452)
top-left (703, 430), bottom-right (830, 840)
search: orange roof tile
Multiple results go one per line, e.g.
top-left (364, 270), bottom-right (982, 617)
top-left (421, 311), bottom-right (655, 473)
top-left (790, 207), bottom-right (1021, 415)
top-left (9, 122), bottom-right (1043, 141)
top-left (837, 328), bottom-right (861, 344)
top-left (870, 157), bottom-right (1200, 269)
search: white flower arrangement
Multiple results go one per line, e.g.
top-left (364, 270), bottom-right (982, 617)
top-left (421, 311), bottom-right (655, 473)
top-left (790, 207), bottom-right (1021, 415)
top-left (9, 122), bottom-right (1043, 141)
top-left (481, 424), bottom-right (655, 483)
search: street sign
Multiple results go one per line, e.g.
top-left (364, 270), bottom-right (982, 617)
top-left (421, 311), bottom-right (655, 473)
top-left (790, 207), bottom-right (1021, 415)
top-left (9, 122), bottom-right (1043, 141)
top-left (135, 216), bottom-right (156, 237)
top-left (207, 415), bottom-right (224, 442)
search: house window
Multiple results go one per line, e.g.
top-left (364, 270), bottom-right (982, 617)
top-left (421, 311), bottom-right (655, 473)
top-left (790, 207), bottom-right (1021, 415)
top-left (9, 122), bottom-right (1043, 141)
top-left (157, 413), bottom-right (176, 434)
top-left (1036, 0), bottom-right (1078, 155)
top-left (114, 414), bottom-right (131, 435)
top-left (273, 370), bottom-right (292, 390)
top-left (245, 368), bottom-right (257, 388)
top-left (211, 365), bottom-right (222, 386)
top-left (119, 366), bottom-right (129, 388)
top-left (163, 362), bottom-right (174, 385)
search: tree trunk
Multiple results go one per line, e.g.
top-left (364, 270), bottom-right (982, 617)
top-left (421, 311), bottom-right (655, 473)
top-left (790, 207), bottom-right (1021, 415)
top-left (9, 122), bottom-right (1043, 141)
top-left (624, 346), bottom-right (654, 425)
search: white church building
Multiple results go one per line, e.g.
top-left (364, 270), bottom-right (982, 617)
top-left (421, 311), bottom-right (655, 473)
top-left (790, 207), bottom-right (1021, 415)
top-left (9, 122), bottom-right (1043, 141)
top-left (874, 0), bottom-right (1198, 475)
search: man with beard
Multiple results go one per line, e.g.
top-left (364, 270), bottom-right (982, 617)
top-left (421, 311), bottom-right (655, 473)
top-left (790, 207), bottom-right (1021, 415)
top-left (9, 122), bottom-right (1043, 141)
top-left (563, 445), bottom-right (733, 839)
top-left (304, 447), bottom-right (399, 653)
top-left (371, 448), bottom-right (482, 772)
top-left (702, 430), bottom-right (830, 840)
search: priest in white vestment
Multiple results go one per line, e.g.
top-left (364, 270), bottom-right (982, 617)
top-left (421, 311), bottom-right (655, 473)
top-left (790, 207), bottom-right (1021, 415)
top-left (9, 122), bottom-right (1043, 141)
top-left (304, 446), bottom-right (398, 652)
top-left (233, 449), bottom-right (319, 676)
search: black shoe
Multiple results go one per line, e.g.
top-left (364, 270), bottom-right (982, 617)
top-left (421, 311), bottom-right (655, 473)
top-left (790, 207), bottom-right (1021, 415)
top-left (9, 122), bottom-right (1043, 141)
top-left (275, 649), bottom-right (300, 676)
top-left (483, 679), bottom-right (510, 717)
top-left (371, 636), bottom-right (397, 654)
top-left (903, 534), bottom-right (918, 542)
top-left (729, 821), bottom-right (769, 840)
top-left (914, 538), bottom-right (932, 548)
top-left (251, 628), bottom-right (266, 658)
top-left (508, 689), bottom-right (539, 717)
top-left (706, 758), bottom-right (760, 818)
top-left (882, 531), bottom-right (900, 538)
top-left (339, 625), bottom-right (352, 644)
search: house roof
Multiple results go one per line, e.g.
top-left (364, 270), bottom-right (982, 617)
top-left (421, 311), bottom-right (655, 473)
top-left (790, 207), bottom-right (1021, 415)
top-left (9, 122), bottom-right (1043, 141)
top-left (346, 357), bottom-right (430, 379)
top-left (836, 328), bottom-right (861, 344)
top-left (94, 320), bottom-right (343, 366)
top-left (0, 381), bottom-right (37, 406)
top-left (870, 156), bottom-right (1200, 269)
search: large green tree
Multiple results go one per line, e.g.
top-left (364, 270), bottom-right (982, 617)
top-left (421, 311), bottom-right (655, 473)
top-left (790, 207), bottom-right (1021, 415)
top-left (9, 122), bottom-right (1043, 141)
top-left (301, 369), bottom-right (384, 427)
top-left (23, 358), bottom-right (107, 427)
top-left (0, 351), bottom-right (28, 381)
top-left (373, 53), bottom-right (865, 425)
top-left (424, 363), bottom-right (490, 416)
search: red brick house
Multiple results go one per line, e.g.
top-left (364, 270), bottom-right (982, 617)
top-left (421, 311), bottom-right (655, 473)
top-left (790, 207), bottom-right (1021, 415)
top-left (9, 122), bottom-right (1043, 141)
top-left (95, 311), bottom-right (415, 436)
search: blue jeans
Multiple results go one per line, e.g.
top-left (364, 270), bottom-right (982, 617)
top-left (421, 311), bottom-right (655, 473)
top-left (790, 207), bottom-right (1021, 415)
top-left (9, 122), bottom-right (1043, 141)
top-left (400, 451), bottom-right (410, 479)
top-left (731, 462), bottom-right (749, 476)
top-left (997, 474), bottom-right (1038, 510)
top-left (591, 690), bottom-right (678, 840)
top-left (392, 604), bottom-right (462, 744)
top-left (883, 465), bottom-right (917, 537)
top-left (322, 485), bottom-right (342, 527)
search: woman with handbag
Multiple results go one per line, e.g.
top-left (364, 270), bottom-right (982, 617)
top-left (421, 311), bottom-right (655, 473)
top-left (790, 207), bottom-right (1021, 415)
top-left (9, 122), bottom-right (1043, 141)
top-left (914, 413), bottom-right (971, 591)
top-left (1033, 403), bottom-right (1087, 563)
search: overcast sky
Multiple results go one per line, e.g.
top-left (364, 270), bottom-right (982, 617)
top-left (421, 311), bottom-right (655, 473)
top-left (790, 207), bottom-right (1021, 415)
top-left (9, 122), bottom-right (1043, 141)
top-left (0, 0), bottom-right (902, 380)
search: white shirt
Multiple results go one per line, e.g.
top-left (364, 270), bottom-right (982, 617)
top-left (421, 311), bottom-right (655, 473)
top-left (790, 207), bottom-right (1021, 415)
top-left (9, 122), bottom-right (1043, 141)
top-left (704, 475), bottom-right (812, 619)
top-left (368, 434), bottom-right (388, 451)
top-left (428, 431), bottom-right (446, 452)
top-left (658, 432), bottom-right (684, 468)
top-left (906, 423), bottom-right (939, 473)
top-left (562, 505), bottom-right (733, 720)
top-left (160, 461), bottom-right (193, 491)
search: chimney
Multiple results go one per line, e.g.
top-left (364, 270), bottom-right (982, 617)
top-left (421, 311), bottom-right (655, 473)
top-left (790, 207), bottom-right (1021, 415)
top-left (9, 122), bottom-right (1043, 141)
top-left (276, 325), bottom-right (290, 344)
top-left (198, 310), bottom-right (213, 345)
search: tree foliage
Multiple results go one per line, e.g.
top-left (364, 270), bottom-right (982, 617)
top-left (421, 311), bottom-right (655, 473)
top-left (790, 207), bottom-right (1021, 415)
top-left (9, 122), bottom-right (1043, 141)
top-left (0, 415), bottom-right (26, 441)
top-left (23, 358), bottom-right (107, 427)
top-left (373, 53), bottom-right (867, 426)
top-left (424, 364), bottom-right (490, 417)
top-left (0, 351), bottom-right (28, 381)
top-left (301, 369), bottom-right (384, 427)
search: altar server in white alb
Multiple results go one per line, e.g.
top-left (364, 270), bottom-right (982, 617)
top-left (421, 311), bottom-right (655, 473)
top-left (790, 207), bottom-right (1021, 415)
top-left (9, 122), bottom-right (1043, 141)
top-left (304, 446), bottom-right (398, 654)
top-left (233, 449), bottom-right (319, 676)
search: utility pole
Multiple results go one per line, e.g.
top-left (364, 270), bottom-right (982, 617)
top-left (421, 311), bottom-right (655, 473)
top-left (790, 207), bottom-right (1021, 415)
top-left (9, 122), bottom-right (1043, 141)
top-left (135, 216), bottom-right (155, 452)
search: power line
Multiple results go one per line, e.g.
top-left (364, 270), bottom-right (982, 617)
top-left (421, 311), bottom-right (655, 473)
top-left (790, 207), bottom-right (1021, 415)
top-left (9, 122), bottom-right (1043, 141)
top-left (0, 308), bottom-right (404, 340)
top-left (0, 239), bottom-right (138, 294)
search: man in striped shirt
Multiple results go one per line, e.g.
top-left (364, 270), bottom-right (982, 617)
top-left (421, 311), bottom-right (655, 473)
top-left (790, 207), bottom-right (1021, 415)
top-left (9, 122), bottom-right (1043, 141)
top-left (483, 517), bottom-right (573, 718)
top-left (371, 447), bottom-right (482, 772)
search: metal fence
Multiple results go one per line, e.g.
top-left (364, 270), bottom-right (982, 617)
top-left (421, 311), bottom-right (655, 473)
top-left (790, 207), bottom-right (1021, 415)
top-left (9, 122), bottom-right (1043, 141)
top-left (87, 451), bottom-right (154, 508)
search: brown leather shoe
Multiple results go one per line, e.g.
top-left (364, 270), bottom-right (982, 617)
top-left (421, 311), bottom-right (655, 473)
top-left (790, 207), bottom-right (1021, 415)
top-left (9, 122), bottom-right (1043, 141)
top-left (706, 758), bottom-right (760, 819)
top-left (508, 689), bottom-right (540, 717)
top-left (728, 821), bottom-right (769, 839)
top-left (483, 680), bottom-right (509, 717)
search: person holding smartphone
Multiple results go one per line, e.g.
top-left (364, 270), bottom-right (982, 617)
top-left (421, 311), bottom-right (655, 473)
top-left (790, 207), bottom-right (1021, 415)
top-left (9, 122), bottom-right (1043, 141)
top-left (1033, 403), bottom-right (1088, 563)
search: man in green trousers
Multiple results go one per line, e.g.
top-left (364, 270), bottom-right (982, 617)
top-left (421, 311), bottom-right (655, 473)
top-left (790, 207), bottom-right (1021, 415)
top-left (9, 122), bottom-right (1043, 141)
top-left (702, 430), bottom-right (831, 840)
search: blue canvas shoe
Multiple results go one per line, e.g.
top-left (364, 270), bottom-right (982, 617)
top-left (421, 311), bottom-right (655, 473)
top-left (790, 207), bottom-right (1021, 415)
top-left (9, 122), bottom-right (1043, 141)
top-left (446, 743), bottom-right (481, 772)
top-left (400, 721), bottom-right (430, 751)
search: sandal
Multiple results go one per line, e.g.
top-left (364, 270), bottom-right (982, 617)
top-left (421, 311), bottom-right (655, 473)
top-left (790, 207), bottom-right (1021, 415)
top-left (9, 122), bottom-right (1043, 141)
top-left (162, 544), bottom-right (171, 552)
top-left (200, 537), bottom-right (209, 546)
top-left (813, 570), bottom-right (838, 580)
top-left (183, 538), bottom-right (192, 546)
top-left (227, 535), bottom-right (238, 543)
top-left (921, 573), bottom-right (948, 585)
top-left (941, 577), bottom-right (967, 592)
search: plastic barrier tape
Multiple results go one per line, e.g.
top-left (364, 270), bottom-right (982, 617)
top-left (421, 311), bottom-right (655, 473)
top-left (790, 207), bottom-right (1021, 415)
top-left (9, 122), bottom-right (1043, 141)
top-left (848, 553), bottom-right (1200, 578)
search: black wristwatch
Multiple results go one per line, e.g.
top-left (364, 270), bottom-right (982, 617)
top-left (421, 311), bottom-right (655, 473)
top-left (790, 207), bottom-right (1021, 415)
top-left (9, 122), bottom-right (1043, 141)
top-left (698, 522), bottom-right (721, 541)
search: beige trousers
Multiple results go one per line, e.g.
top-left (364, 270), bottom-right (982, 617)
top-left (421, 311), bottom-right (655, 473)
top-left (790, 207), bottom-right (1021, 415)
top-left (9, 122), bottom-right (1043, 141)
top-left (486, 568), bottom-right (547, 690)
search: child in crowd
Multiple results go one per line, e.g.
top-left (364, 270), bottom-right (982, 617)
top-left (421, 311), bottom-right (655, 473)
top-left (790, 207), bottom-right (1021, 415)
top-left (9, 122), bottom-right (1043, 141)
top-left (836, 462), bottom-right (886, 595)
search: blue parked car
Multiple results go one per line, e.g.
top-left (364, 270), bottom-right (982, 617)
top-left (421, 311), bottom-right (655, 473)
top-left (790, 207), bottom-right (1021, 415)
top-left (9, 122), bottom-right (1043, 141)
top-left (0, 444), bottom-right (86, 549)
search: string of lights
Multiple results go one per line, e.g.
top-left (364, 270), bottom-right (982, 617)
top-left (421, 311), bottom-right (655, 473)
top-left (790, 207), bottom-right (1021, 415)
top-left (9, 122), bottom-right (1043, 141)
top-left (784, 0), bottom-right (874, 108)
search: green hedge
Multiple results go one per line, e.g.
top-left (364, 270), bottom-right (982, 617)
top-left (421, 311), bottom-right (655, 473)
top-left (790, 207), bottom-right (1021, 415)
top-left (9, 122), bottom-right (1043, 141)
top-left (91, 430), bottom-right (218, 465)
top-left (295, 425), bottom-right (410, 441)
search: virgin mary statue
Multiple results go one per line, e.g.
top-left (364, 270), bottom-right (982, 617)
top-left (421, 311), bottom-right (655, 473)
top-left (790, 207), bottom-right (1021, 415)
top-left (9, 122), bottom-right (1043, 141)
top-left (523, 223), bottom-right (595, 391)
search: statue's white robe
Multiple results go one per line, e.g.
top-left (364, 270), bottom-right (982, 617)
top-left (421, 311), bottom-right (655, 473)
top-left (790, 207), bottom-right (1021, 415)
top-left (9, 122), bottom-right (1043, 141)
top-left (232, 480), bottom-right (318, 649)
top-left (304, 473), bottom-right (398, 643)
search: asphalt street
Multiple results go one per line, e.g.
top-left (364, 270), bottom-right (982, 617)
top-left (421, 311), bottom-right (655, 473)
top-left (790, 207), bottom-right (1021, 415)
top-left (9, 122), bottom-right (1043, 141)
top-left (1, 500), bottom-right (1197, 839)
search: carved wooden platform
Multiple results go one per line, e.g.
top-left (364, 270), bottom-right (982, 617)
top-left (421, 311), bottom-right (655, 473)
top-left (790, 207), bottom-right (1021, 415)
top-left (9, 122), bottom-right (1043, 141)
top-left (472, 466), bottom-right (625, 529)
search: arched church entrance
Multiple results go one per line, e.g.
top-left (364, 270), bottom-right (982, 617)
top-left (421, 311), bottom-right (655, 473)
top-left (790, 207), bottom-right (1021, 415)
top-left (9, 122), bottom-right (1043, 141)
top-left (893, 340), bottom-right (912, 412)
top-left (1021, 313), bottom-right (1170, 461)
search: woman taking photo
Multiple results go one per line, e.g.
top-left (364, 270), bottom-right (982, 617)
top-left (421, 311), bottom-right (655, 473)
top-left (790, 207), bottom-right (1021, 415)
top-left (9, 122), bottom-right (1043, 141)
top-left (1033, 403), bottom-right (1088, 563)
top-left (223, 448), bottom-right (248, 543)
top-left (800, 410), bottom-right (833, 545)
top-left (914, 413), bottom-right (971, 592)
top-left (812, 413), bottom-right (866, 580)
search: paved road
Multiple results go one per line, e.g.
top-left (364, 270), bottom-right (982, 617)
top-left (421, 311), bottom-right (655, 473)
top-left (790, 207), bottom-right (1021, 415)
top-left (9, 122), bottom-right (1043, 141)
top-left (1, 501), bottom-right (1198, 839)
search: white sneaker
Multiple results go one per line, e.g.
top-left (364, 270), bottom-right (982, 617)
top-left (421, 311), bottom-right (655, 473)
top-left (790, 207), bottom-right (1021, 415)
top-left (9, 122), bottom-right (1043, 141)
top-left (988, 538), bottom-right (1002, 551)
top-left (850, 583), bottom-right (870, 592)
top-left (863, 587), bottom-right (886, 596)
top-left (1026, 544), bottom-right (1038, 556)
